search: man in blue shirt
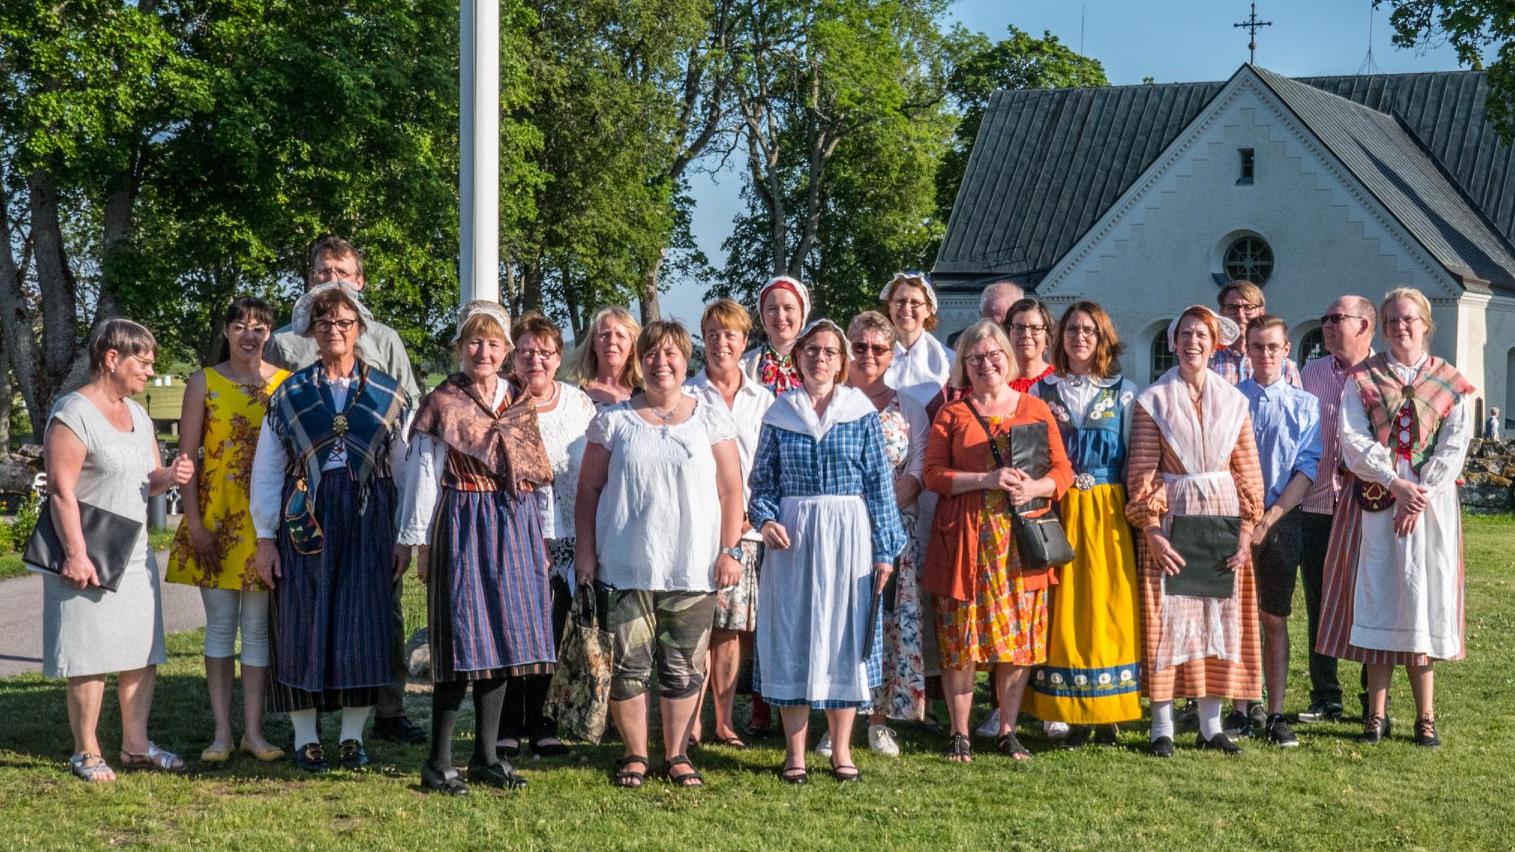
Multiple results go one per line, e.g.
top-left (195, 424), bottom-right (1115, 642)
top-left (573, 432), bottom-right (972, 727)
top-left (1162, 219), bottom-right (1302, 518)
top-left (1230, 315), bottom-right (1321, 748)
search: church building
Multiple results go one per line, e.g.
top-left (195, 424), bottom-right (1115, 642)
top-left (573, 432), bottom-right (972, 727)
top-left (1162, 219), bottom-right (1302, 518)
top-left (933, 64), bottom-right (1515, 429)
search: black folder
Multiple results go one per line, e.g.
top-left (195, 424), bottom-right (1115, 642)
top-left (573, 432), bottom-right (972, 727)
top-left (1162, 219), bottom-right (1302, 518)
top-left (1163, 514), bottom-right (1241, 599)
top-left (23, 501), bottom-right (143, 592)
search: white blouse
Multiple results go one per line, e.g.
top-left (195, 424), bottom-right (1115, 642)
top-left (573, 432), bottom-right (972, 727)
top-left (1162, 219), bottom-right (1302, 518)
top-left (1338, 353), bottom-right (1471, 492)
top-left (534, 382), bottom-right (597, 539)
top-left (884, 331), bottom-right (954, 410)
top-left (250, 376), bottom-right (408, 539)
top-left (685, 370), bottom-right (774, 542)
top-left (587, 399), bottom-right (737, 592)
top-left (394, 380), bottom-right (509, 547)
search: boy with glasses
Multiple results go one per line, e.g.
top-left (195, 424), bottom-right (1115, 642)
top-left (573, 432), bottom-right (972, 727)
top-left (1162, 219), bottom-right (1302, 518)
top-left (1210, 281), bottom-right (1302, 388)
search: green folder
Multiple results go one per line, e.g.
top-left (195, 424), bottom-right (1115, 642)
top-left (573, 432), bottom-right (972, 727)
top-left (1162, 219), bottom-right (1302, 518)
top-left (1163, 514), bottom-right (1242, 599)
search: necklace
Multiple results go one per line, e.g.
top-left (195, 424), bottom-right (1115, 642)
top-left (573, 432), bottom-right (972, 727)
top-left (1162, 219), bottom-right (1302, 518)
top-left (650, 399), bottom-right (681, 422)
top-left (531, 380), bottom-right (560, 409)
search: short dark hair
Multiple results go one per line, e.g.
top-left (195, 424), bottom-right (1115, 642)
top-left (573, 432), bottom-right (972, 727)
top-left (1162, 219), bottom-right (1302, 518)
top-left (512, 311), bottom-right (564, 355)
top-left (305, 287), bottom-right (367, 336)
top-left (307, 235), bottom-right (364, 279)
top-left (224, 296), bottom-right (274, 330)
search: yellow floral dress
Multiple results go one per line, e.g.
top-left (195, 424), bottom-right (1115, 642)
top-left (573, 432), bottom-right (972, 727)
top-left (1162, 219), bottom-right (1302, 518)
top-left (166, 367), bottom-right (290, 590)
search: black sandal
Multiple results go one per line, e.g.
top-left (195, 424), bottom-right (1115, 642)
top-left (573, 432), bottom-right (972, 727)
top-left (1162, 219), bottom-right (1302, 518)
top-left (778, 763), bottom-right (809, 785)
top-left (944, 732), bottom-right (972, 762)
top-left (421, 764), bottom-right (469, 796)
top-left (713, 735), bottom-right (748, 750)
top-left (1415, 715), bottom-right (1441, 748)
top-left (829, 760), bottom-right (861, 783)
top-left (612, 754), bottom-right (649, 788)
top-left (996, 732), bottom-right (1032, 760)
top-left (664, 755), bottom-right (705, 787)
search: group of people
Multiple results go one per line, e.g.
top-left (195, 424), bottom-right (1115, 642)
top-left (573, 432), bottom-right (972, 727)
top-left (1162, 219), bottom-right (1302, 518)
top-left (37, 236), bottom-right (1475, 790)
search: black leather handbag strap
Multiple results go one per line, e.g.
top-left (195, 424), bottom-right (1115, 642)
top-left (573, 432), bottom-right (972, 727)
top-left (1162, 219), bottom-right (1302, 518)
top-left (963, 398), bottom-right (1037, 518)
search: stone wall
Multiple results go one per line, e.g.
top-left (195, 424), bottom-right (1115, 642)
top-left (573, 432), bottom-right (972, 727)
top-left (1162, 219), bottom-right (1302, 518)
top-left (1461, 438), bottom-right (1515, 512)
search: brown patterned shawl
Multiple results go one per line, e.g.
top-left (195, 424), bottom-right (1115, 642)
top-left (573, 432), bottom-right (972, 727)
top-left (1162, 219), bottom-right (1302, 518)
top-left (409, 372), bottom-right (553, 494)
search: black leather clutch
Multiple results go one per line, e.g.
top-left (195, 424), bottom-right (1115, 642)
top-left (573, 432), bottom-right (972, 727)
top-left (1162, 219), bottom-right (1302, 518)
top-left (1164, 514), bottom-right (1242, 599)
top-left (22, 500), bottom-right (143, 592)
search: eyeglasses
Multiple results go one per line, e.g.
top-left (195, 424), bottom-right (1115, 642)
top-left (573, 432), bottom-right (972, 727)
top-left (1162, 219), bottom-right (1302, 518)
top-left (890, 298), bottom-right (929, 311)
top-left (1062, 324), bottom-right (1099, 339)
top-left (1320, 313), bottom-right (1364, 326)
top-left (1384, 316), bottom-right (1424, 328)
top-left (1221, 302), bottom-right (1263, 315)
top-left (1009, 323), bottom-right (1047, 335)
top-left (1247, 343), bottom-right (1287, 355)
top-left (312, 318), bottom-right (358, 333)
top-left (516, 348), bottom-right (558, 362)
top-left (850, 341), bottom-right (890, 357)
top-left (802, 345), bottom-right (842, 361)
top-left (965, 350), bottom-right (1008, 368)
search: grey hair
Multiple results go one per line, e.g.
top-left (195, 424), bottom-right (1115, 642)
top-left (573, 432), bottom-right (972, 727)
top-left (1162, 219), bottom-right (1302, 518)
top-left (978, 280), bottom-right (1025, 318)
top-left (88, 318), bottom-right (158, 377)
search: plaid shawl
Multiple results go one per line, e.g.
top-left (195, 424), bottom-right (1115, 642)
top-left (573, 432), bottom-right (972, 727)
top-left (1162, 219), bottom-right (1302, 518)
top-left (1350, 353), bottom-right (1474, 470)
top-left (268, 361), bottom-right (407, 508)
top-left (409, 372), bottom-right (552, 494)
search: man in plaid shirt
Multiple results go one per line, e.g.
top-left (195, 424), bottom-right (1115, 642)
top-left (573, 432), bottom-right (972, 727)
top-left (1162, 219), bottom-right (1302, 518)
top-left (1209, 280), bottom-right (1302, 388)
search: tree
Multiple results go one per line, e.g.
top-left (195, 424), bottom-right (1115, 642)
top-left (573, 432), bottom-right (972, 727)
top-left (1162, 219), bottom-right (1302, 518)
top-left (1379, 2), bottom-right (1513, 135)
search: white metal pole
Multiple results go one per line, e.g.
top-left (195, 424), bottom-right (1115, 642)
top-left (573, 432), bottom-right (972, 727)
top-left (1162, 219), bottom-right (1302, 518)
top-left (460, 0), bottom-right (500, 304)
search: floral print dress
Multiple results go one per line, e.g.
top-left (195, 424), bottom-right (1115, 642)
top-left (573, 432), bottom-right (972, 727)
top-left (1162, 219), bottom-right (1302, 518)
top-left (872, 396), bottom-right (927, 720)
top-left (166, 366), bottom-right (290, 590)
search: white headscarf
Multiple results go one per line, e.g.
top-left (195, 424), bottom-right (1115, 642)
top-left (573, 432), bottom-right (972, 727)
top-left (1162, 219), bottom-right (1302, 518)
top-left (290, 280), bottom-right (374, 335)
top-left (453, 299), bottom-right (513, 346)
top-left (879, 270), bottom-right (939, 312)
top-left (1167, 306), bottom-right (1240, 351)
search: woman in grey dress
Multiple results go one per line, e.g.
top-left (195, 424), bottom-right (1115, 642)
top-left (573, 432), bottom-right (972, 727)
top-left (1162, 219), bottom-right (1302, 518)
top-left (42, 319), bottom-right (195, 782)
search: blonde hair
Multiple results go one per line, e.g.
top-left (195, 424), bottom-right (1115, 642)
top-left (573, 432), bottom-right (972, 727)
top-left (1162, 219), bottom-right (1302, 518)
top-left (700, 298), bottom-right (753, 336)
top-left (636, 320), bottom-right (694, 362)
top-left (1218, 280), bottom-right (1265, 310)
top-left (948, 319), bottom-right (1017, 389)
top-left (847, 310), bottom-right (896, 346)
top-left (573, 307), bottom-right (643, 389)
top-left (1381, 287), bottom-right (1435, 335)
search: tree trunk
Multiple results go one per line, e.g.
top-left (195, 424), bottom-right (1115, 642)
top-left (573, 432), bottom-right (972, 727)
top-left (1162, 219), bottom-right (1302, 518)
top-left (638, 250), bottom-right (665, 324)
top-left (0, 347), bottom-right (12, 450)
top-left (0, 165), bottom-right (44, 436)
top-left (26, 169), bottom-right (78, 434)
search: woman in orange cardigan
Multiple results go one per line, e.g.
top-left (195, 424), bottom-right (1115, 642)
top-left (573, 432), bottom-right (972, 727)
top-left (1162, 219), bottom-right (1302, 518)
top-left (924, 319), bottom-right (1073, 762)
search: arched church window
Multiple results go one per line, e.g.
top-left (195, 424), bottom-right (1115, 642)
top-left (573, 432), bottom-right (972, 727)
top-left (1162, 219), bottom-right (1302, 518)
top-left (1224, 236), bottom-right (1273, 284)
top-left (1297, 328), bottom-right (1324, 366)
top-left (1150, 330), bottom-right (1176, 383)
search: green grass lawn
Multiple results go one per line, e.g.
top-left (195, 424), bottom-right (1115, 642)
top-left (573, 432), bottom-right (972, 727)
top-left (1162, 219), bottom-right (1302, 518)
top-left (1, 515), bottom-right (1512, 849)
top-left (0, 529), bottom-right (178, 581)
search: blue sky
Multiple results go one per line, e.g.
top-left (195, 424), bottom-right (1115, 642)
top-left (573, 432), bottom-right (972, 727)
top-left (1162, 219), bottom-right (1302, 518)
top-left (661, 0), bottom-right (1468, 327)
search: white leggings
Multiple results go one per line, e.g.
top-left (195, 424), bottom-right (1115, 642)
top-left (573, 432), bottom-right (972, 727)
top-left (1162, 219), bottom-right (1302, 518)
top-left (200, 588), bottom-right (270, 666)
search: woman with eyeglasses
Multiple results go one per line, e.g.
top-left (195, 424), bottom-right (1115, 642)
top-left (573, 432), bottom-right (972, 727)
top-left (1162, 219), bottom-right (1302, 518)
top-left (741, 276), bottom-right (811, 395)
top-left (495, 311), bottom-right (596, 760)
top-left (840, 311), bottom-right (931, 757)
top-left (251, 283), bottom-right (409, 773)
top-left (749, 319), bottom-right (907, 783)
top-left (923, 319), bottom-right (1073, 763)
top-left (1022, 302), bottom-right (1142, 748)
top-left (1317, 288), bottom-right (1473, 748)
top-left (575, 307), bottom-right (642, 407)
top-left (166, 297), bottom-right (290, 766)
top-left (1005, 298), bottom-right (1056, 393)
top-left (880, 272), bottom-right (953, 410)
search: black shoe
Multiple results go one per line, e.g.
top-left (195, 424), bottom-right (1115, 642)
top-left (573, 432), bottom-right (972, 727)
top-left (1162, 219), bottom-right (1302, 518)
top-left (1414, 716), bottom-right (1441, 748)
top-left (1149, 736), bottom-right (1175, 758)
top-left (469, 759), bottom-right (528, 789)
top-left (1265, 714), bottom-right (1300, 748)
top-left (371, 715), bottom-right (427, 745)
top-left (293, 742), bottom-right (329, 774)
top-left (1093, 724), bottom-right (1120, 746)
top-left (1248, 703), bottom-right (1267, 731)
top-left (420, 764), bottom-right (469, 796)
top-left (530, 737), bottom-right (571, 758)
top-left (1057, 725), bottom-right (1092, 750)
top-left (1222, 709), bottom-right (1254, 739)
top-left (1195, 732), bottom-right (1243, 755)
top-left (1176, 700), bottom-right (1199, 731)
top-left (1296, 701), bottom-right (1344, 723)
top-left (338, 739), bottom-right (370, 771)
top-left (1361, 713), bottom-right (1392, 744)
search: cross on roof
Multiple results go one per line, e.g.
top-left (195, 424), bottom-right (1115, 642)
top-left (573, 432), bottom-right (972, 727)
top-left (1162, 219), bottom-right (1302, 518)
top-left (1234, 2), bottom-right (1273, 64)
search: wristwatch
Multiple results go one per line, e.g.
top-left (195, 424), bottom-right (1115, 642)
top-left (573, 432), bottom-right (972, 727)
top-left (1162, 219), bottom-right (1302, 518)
top-left (721, 545), bottom-right (744, 562)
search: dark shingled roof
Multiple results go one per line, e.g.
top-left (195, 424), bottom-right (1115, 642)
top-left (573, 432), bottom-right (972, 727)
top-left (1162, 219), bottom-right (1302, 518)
top-left (935, 66), bottom-right (1515, 293)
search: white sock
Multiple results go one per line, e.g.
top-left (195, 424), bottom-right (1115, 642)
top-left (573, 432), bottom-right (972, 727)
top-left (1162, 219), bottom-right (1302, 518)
top-left (1149, 700), bottom-right (1174, 742)
top-left (1198, 697), bottom-right (1224, 739)
top-left (290, 709), bottom-right (320, 749)
top-left (340, 706), bottom-right (372, 744)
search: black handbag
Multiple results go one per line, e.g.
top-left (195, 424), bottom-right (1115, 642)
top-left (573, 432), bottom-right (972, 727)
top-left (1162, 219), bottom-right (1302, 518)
top-left (965, 401), bottom-right (1075, 570)
top-left (22, 500), bottom-right (143, 592)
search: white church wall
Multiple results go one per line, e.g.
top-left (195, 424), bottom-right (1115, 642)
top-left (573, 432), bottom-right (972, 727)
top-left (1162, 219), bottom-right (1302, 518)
top-left (1000, 74), bottom-right (1461, 386)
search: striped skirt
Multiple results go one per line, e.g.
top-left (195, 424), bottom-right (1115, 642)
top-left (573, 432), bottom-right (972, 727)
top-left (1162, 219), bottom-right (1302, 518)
top-left (427, 488), bottom-right (555, 683)
top-left (268, 471), bottom-right (395, 707)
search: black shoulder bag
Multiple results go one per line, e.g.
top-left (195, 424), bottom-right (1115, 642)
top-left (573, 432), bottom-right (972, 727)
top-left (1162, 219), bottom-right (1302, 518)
top-left (965, 401), bottom-right (1075, 570)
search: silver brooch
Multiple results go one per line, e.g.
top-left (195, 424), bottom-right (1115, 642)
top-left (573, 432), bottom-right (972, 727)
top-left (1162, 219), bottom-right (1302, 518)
top-left (1074, 472), bottom-right (1096, 491)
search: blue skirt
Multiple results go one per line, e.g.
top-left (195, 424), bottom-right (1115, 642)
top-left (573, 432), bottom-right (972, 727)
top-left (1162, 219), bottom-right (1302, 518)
top-left (273, 471), bottom-right (396, 695)
top-left (427, 489), bottom-right (555, 682)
